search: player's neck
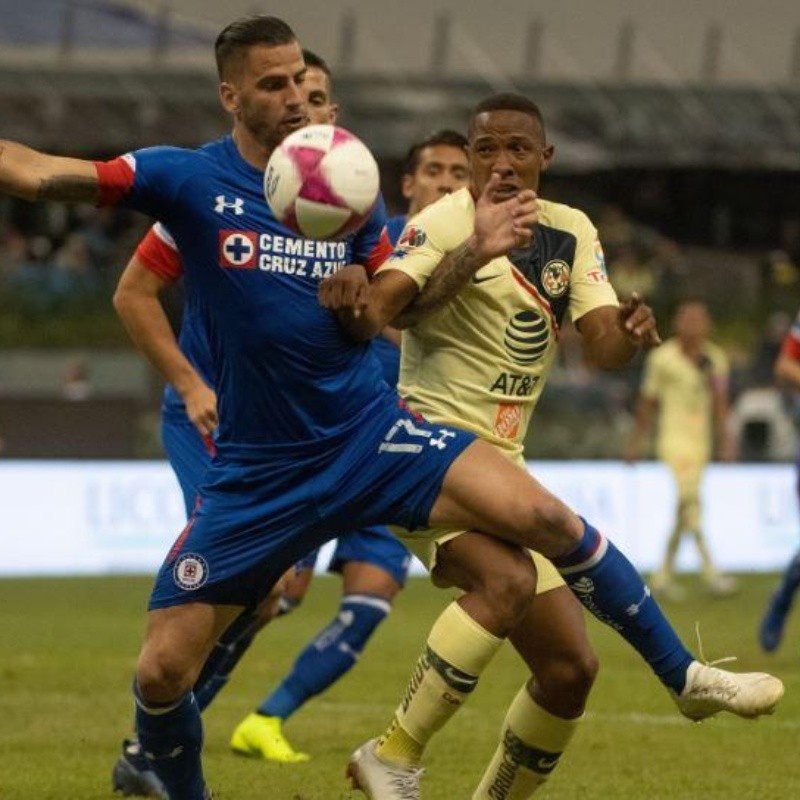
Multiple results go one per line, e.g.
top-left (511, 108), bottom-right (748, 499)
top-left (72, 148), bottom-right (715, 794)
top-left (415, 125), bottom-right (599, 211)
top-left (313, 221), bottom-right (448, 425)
top-left (232, 125), bottom-right (273, 171)
top-left (679, 337), bottom-right (704, 358)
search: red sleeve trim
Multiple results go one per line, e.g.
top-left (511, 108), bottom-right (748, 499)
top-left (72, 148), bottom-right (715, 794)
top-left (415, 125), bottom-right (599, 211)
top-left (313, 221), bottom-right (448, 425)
top-left (364, 227), bottom-right (393, 276)
top-left (93, 156), bottom-right (135, 207)
top-left (781, 331), bottom-right (800, 362)
top-left (136, 226), bottom-right (182, 281)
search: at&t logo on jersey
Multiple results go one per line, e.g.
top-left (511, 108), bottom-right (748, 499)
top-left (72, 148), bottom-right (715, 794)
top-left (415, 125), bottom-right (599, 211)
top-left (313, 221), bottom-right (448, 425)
top-left (219, 230), bottom-right (257, 269)
top-left (173, 553), bottom-right (209, 590)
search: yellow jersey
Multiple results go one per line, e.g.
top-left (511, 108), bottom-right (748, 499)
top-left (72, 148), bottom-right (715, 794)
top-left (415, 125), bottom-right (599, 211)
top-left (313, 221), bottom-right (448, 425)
top-left (379, 187), bottom-right (619, 458)
top-left (641, 338), bottom-right (729, 462)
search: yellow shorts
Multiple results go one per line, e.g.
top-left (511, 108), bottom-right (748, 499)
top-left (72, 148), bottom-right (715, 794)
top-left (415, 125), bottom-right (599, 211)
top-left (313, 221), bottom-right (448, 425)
top-left (662, 455), bottom-right (706, 501)
top-left (395, 525), bottom-right (565, 596)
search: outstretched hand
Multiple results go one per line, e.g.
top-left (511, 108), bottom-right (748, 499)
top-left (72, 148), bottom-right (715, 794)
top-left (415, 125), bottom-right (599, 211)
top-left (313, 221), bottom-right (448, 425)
top-left (471, 172), bottom-right (539, 263)
top-left (318, 264), bottom-right (370, 317)
top-left (618, 293), bottom-right (661, 348)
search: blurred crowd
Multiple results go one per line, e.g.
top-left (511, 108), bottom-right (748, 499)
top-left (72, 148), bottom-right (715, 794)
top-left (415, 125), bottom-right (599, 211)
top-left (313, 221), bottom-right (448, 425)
top-left (1, 196), bottom-right (800, 461)
top-left (0, 203), bottom-right (147, 318)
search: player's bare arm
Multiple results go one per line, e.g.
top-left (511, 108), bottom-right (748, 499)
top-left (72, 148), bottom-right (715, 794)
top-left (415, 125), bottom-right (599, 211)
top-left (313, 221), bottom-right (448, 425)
top-left (395, 173), bottom-right (539, 329)
top-left (114, 257), bottom-right (218, 436)
top-left (625, 395), bottom-right (658, 462)
top-left (578, 293), bottom-right (661, 369)
top-left (0, 140), bottom-right (99, 203)
top-left (711, 373), bottom-right (736, 462)
top-left (322, 173), bottom-right (539, 339)
top-left (775, 352), bottom-right (800, 390)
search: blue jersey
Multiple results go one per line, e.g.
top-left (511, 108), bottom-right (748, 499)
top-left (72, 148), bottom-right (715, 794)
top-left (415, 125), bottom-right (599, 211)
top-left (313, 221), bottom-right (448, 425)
top-left (385, 214), bottom-right (407, 247)
top-left (101, 136), bottom-right (394, 457)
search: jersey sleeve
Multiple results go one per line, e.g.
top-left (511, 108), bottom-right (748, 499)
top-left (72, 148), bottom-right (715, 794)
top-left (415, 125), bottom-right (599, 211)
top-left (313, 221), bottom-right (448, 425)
top-left (94, 146), bottom-right (194, 220)
top-left (136, 223), bottom-right (183, 282)
top-left (568, 211), bottom-right (619, 322)
top-left (781, 312), bottom-right (800, 362)
top-left (352, 194), bottom-right (393, 275)
top-left (377, 191), bottom-right (473, 289)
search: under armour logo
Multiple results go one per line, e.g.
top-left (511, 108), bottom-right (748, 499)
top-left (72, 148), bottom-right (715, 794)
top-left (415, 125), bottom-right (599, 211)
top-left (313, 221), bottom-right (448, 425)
top-left (429, 429), bottom-right (456, 450)
top-left (214, 195), bottom-right (245, 215)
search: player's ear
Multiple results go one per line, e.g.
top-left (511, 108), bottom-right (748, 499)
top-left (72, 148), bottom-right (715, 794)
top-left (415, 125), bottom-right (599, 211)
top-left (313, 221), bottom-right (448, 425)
top-left (401, 174), bottom-right (414, 201)
top-left (219, 82), bottom-right (239, 115)
top-left (328, 103), bottom-right (340, 124)
top-left (540, 143), bottom-right (555, 172)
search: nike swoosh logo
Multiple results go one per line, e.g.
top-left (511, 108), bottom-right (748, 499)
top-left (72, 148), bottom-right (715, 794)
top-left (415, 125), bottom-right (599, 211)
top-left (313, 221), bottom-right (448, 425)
top-left (443, 666), bottom-right (478, 691)
top-left (537, 755), bottom-right (561, 770)
top-left (472, 273), bottom-right (501, 284)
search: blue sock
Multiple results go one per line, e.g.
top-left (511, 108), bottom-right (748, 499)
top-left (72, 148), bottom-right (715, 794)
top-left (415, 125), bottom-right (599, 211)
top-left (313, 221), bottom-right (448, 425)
top-left (553, 520), bottom-right (694, 693)
top-left (772, 549), bottom-right (800, 613)
top-left (134, 684), bottom-right (206, 800)
top-left (258, 594), bottom-right (390, 719)
top-left (194, 611), bottom-right (259, 712)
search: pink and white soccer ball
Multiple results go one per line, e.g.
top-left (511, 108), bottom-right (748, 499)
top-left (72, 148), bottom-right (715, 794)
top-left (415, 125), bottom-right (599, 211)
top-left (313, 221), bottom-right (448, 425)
top-left (264, 124), bottom-right (380, 240)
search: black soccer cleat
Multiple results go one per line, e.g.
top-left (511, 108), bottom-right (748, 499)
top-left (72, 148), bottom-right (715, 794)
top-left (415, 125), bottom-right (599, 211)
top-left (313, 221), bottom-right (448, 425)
top-left (112, 739), bottom-right (168, 799)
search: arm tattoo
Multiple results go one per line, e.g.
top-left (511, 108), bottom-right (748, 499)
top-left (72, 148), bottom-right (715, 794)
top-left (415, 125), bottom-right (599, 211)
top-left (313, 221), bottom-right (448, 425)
top-left (37, 175), bottom-right (99, 203)
top-left (394, 238), bottom-right (485, 328)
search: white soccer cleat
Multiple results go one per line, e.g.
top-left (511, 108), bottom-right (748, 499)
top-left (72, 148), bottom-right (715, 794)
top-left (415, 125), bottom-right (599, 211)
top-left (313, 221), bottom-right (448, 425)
top-left (673, 660), bottom-right (785, 721)
top-left (347, 739), bottom-right (423, 799)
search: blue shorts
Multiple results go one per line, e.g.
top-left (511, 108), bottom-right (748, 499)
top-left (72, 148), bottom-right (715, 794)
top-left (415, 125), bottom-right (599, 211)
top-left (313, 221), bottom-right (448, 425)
top-left (161, 414), bottom-right (409, 585)
top-left (149, 398), bottom-right (473, 610)
top-left (295, 526), bottom-right (412, 587)
top-left (161, 413), bottom-right (213, 518)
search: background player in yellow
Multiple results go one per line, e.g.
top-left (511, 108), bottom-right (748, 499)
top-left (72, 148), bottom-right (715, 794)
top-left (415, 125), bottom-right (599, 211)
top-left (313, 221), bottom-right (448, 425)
top-left (627, 300), bottom-right (737, 599)
top-left (321, 93), bottom-right (782, 800)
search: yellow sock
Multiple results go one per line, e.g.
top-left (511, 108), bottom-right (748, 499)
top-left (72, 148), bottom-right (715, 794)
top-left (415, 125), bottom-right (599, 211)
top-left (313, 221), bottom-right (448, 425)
top-left (376, 601), bottom-right (502, 766)
top-left (473, 686), bottom-right (581, 800)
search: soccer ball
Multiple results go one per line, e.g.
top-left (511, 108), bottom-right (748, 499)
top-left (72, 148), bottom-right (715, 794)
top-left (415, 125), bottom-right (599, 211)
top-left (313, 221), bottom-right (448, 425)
top-left (264, 124), bottom-right (380, 240)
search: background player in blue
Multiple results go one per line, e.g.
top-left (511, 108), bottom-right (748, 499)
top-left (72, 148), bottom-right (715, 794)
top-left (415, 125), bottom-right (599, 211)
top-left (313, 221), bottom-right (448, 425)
top-left (759, 307), bottom-right (800, 652)
top-left (379, 128), bottom-right (470, 385)
top-left (0, 17), bottom-right (783, 800)
top-left (385, 128), bottom-right (470, 247)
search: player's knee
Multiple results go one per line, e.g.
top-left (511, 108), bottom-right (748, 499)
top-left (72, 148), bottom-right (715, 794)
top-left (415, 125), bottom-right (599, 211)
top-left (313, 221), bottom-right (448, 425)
top-left (479, 558), bottom-right (537, 629)
top-left (536, 648), bottom-right (599, 708)
top-left (136, 650), bottom-right (195, 703)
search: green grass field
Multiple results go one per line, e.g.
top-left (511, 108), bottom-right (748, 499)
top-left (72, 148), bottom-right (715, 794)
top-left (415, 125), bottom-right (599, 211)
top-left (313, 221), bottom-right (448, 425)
top-left (1, 573), bottom-right (798, 799)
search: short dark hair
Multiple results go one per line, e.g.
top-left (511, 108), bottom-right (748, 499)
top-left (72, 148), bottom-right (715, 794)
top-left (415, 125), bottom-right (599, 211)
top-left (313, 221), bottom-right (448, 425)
top-left (468, 93), bottom-right (546, 138)
top-left (302, 49), bottom-right (332, 79)
top-left (214, 15), bottom-right (297, 79)
top-left (402, 129), bottom-right (469, 176)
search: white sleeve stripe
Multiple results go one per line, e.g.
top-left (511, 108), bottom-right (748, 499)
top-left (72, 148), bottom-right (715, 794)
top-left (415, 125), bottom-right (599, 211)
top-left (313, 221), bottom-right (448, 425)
top-left (152, 222), bottom-right (177, 250)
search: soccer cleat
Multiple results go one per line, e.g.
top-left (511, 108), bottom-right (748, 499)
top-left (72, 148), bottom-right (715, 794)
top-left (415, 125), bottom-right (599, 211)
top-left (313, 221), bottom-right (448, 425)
top-left (649, 573), bottom-right (686, 602)
top-left (672, 661), bottom-right (785, 721)
top-left (112, 739), bottom-right (168, 799)
top-left (347, 739), bottom-right (424, 799)
top-left (706, 574), bottom-right (739, 598)
top-left (759, 595), bottom-right (788, 652)
top-left (230, 713), bottom-right (310, 763)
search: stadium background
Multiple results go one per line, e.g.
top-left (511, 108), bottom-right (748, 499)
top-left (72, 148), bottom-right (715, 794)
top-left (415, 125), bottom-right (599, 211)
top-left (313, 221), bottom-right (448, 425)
top-left (3, 0), bottom-right (800, 462)
top-left (2, 3), bottom-right (800, 798)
